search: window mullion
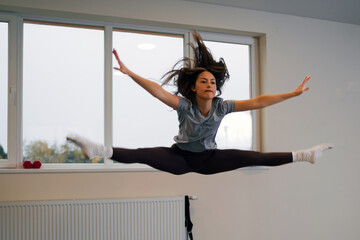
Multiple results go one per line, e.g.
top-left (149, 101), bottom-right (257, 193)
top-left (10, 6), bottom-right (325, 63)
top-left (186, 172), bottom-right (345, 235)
top-left (15, 16), bottom-right (24, 168)
top-left (250, 39), bottom-right (261, 152)
top-left (104, 25), bottom-right (113, 167)
top-left (184, 31), bottom-right (193, 60)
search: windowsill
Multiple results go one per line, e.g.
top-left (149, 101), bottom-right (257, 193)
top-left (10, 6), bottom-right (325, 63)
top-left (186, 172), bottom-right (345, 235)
top-left (0, 168), bottom-right (155, 174)
top-left (0, 165), bottom-right (269, 174)
top-left (0, 164), bottom-right (157, 174)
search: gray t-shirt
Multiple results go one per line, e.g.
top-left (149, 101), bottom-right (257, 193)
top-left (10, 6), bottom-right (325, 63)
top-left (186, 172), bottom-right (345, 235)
top-left (174, 96), bottom-right (235, 152)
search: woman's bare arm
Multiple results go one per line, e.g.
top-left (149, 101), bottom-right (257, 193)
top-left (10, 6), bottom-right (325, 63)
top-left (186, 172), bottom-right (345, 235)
top-left (234, 76), bottom-right (310, 112)
top-left (113, 49), bottom-right (179, 109)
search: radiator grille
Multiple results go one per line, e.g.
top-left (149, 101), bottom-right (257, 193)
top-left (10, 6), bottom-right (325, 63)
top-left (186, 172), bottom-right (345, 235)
top-left (0, 196), bottom-right (186, 240)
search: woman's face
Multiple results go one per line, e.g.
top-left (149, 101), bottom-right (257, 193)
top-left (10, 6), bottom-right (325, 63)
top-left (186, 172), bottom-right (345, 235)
top-left (192, 71), bottom-right (217, 100)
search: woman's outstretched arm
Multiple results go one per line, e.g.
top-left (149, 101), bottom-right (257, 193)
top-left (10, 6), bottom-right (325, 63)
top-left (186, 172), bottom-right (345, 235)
top-left (234, 75), bottom-right (310, 112)
top-left (113, 49), bottom-right (179, 109)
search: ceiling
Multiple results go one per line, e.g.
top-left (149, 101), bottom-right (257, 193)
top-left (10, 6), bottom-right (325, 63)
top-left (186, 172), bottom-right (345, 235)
top-left (186, 0), bottom-right (360, 25)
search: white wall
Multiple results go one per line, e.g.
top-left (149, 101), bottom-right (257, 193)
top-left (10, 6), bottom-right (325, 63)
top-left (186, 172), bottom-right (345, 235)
top-left (1, 1), bottom-right (360, 239)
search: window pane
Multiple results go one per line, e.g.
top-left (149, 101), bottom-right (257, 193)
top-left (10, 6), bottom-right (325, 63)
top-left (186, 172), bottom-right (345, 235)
top-left (204, 41), bottom-right (252, 150)
top-left (0, 22), bottom-right (8, 160)
top-left (23, 22), bottom-right (104, 163)
top-left (112, 30), bottom-right (183, 167)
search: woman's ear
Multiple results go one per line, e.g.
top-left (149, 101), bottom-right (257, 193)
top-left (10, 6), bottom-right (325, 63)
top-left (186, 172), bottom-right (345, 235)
top-left (191, 85), bottom-right (196, 92)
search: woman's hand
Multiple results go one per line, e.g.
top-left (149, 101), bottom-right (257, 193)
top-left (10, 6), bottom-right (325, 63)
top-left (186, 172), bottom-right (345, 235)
top-left (293, 75), bottom-right (311, 96)
top-left (113, 49), bottom-right (131, 75)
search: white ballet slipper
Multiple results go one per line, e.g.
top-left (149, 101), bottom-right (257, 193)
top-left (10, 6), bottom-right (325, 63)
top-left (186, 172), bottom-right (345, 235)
top-left (293, 143), bottom-right (334, 164)
top-left (66, 134), bottom-right (113, 159)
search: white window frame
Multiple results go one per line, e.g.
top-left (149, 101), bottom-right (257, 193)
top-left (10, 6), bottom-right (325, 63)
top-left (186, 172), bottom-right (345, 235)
top-left (0, 12), bottom-right (259, 173)
top-left (0, 13), bottom-right (18, 168)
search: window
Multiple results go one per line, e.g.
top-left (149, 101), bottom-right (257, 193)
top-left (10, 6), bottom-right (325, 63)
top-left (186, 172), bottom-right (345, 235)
top-left (0, 12), bottom-right (258, 171)
top-left (0, 22), bottom-right (8, 160)
top-left (204, 40), bottom-right (252, 150)
top-left (112, 30), bottom-right (183, 169)
top-left (23, 21), bottom-right (104, 164)
top-left (0, 13), bottom-right (17, 168)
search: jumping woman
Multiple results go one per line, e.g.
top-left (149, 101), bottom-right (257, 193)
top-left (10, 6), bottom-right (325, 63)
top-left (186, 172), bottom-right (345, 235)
top-left (67, 31), bottom-right (332, 175)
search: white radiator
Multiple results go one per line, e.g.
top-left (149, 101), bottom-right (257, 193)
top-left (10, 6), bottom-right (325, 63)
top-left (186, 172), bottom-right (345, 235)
top-left (0, 196), bottom-right (187, 240)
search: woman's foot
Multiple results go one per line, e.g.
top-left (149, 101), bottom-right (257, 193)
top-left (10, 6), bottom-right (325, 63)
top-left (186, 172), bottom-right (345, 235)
top-left (292, 143), bottom-right (333, 164)
top-left (66, 134), bottom-right (113, 159)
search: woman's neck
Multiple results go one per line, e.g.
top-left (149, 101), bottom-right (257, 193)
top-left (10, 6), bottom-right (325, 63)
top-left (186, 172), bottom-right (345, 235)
top-left (195, 97), bottom-right (213, 117)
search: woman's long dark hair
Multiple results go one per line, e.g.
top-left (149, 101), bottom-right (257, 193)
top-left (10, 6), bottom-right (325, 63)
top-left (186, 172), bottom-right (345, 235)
top-left (162, 31), bottom-right (229, 103)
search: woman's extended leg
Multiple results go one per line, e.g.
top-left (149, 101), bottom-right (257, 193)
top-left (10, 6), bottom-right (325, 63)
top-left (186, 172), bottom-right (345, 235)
top-left (111, 146), bottom-right (193, 175)
top-left (67, 135), bottom-right (193, 175)
top-left (195, 144), bottom-right (333, 174)
top-left (197, 149), bottom-right (293, 174)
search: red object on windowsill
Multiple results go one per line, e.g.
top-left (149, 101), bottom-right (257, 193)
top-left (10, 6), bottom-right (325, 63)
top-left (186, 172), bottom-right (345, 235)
top-left (23, 161), bottom-right (32, 169)
top-left (32, 161), bottom-right (42, 169)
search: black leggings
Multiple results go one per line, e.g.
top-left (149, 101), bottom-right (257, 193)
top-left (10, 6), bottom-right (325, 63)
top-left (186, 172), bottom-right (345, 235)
top-left (111, 144), bottom-right (293, 175)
